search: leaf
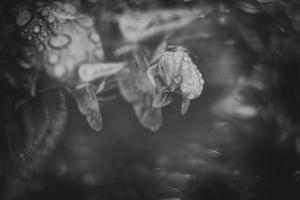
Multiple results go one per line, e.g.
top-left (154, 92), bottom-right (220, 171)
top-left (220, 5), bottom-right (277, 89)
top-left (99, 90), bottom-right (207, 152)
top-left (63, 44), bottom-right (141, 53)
top-left (117, 67), bottom-right (143, 103)
top-left (14, 98), bottom-right (31, 112)
top-left (152, 92), bottom-right (173, 108)
top-left (181, 98), bottom-right (191, 115)
top-left (86, 110), bottom-right (103, 131)
top-left (21, 70), bottom-right (40, 97)
top-left (150, 40), bottom-right (167, 64)
top-left (78, 62), bottom-right (126, 82)
top-left (133, 94), bottom-right (162, 131)
top-left (133, 49), bottom-right (150, 71)
top-left (5, 89), bottom-right (68, 177)
top-left (69, 84), bottom-right (103, 131)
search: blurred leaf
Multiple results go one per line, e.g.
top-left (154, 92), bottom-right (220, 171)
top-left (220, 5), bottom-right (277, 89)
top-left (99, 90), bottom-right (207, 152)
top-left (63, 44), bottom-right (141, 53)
top-left (133, 94), bottom-right (162, 131)
top-left (181, 98), bottom-right (190, 115)
top-left (78, 62), bottom-right (126, 82)
top-left (70, 84), bottom-right (102, 131)
top-left (150, 40), bottom-right (167, 64)
top-left (5, 89), bottom-right (67, 178)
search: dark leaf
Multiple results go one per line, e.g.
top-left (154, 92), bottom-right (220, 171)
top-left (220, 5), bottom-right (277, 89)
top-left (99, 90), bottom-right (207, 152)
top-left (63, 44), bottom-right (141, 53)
top-left (5, 89), bottom-right (68, 178)
top-left (181, 98), bottom-right (190, 115)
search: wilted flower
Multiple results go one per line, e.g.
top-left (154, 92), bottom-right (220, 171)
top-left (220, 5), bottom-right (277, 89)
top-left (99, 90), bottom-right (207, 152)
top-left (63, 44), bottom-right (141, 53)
top-left (147, 45), bottom-right (204, 115)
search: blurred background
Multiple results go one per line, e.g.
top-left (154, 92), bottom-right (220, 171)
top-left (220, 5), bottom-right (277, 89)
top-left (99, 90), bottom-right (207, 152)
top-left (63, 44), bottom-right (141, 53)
top-left (1, 0), bottom-right (300, 200)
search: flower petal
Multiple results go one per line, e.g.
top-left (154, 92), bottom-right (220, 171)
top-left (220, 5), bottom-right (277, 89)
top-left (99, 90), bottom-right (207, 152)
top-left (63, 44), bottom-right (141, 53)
top-left (152, 92), bottom-right (173, 108)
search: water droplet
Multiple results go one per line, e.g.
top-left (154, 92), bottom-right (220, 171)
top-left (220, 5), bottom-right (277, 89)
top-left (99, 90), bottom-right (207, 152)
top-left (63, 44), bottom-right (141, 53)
top-left (78, 64), bottom-right (96, 81)
top-left (181, 83), bottom-right (187, 92)
top-left (188, 93), bottom-right (195, 99)
top-left (182, 63), bottom-right (189, 70)
top-left (53, 64), bottom-right (66, 77)
top-left (76, 15), bottom-right (94, 28)
top-left (33, 25), bottom-right (41, 33)
top-left (183, 56), bottom-right (191, 62)
top-left (37, 44), bottom-right (44, 52)
top-left (174, 75), bottom-right (182, 84)
top-left (48, 54), bottom-right (60, 65)
top-left (188, 79), bottom-right (193, 84)
top-left (41, 8), bottom-right (49, 16)
top-left (47, 16), bottom-right (55, 23)
top-left (94, 48), bottom-right (104, 60)
top-left (89, 32), bottom-right (100, 43)
top-left (49, 34), bottom-right (71, 49)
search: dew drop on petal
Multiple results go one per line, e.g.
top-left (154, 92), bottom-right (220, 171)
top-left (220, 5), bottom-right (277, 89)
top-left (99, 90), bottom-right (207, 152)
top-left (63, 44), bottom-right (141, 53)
top-left (182, 63), bottom-right (189, 70)
top-left (188, 79), bottom-right (193, 85)
top-left (174, 75), bottom-right (182, 84)
top-left (183, 55), bottom-right (191, 62)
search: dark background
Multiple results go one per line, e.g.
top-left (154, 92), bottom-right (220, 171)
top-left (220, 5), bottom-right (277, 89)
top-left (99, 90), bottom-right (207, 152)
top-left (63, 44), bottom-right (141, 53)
top-left (1, 0), bottom-right (300, 199)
